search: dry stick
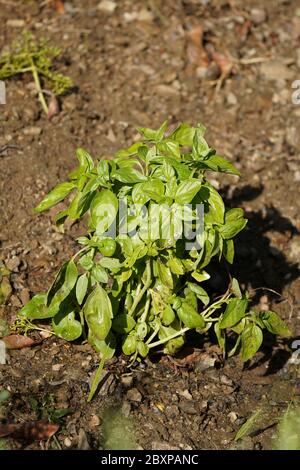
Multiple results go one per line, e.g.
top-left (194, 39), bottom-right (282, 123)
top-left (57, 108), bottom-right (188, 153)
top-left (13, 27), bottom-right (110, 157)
top-left (0, 144), bottom-right (20, 156)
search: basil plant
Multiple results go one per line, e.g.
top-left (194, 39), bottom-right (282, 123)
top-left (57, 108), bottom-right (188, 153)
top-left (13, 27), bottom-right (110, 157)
top-left (19, 122), bottom-right (291, 397)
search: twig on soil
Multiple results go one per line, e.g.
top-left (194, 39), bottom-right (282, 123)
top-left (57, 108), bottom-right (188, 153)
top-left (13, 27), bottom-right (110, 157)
top-left (0, 144), bottom-right (20, 156)
top-left (236, 57), bottom-right (272, 65)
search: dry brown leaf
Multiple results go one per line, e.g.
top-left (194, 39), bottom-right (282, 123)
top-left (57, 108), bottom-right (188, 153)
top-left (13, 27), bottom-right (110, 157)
top-left (0, 421), bottom-right (59, 440)
top-left (211, 52), bottom-right (233, 77)
top-left (47, 95), bottom-right (60, 120)
top-left (235, 19), bottom-right (252, 42)
top-left (186, 25), bottom-right (209, 67)
top-left (2, 334), bottom-right (36, 349)
top-left (49, 0), bottom-right (65, 14)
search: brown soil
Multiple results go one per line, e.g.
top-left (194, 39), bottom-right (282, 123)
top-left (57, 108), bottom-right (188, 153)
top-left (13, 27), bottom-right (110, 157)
top-left (1, 0), bottom-right (300, 451)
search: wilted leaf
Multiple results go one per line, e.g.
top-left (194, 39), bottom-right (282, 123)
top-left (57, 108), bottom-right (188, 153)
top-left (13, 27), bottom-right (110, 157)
top-left (0, 421), bottom-right (59, 440)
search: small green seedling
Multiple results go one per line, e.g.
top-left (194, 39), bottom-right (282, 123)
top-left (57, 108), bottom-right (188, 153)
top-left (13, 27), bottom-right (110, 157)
top-left (17, 122), bottom-right (291, 400)
top-left (0, 31), bottom-right (72, 115)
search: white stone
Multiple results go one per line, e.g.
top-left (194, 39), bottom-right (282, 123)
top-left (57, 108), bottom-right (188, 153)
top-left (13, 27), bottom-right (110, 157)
top-left (97, 1), bottom-right (117, 14)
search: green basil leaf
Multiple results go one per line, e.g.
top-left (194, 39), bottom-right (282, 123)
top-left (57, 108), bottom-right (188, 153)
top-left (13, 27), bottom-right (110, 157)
top-left (170, 123), bottom-right (195, 146)
top-left (220, 218), bottom-right (247, 240)
top-left (90, 189), bottom-right (118, 234)
top-left (177, 302), bottom-right (205, 329)
top-left (19, 293), bottom-right (54, 319)
top-left (79, 251), bottom-right (94, 271)
top-left (84, 285), bottom-right (112, 340)
top-left (259, 311), bottom-right (291, 337)
top-left (137, 341), bottom-right (149, 358)
top-left (113, 167), bottom-right (146, 183)
top-left (187, 282), bottom-right (210, 306)
top-left (112, 314), bottom-right (136, 334)
top-left (88, 331), bottom-right (116, 359)
top-left (175, 179), bottom-right (202, 204)
top-left (162, 305), bottom-right (175, 326)
top-left (76, 273), bottom-right (88, 305)
top-left (204, 185), bottom-right (225, 224)
top-left (35, 182), bottom-right (76, 213)
top-left (214, 322), bottom-right (226, 352)
top-left (192, 124), bottom-right (210, 158)
top-left (231, 318), bottom-right (246, 334)
top-left (231, 278), bottom-right (242, 299)
top-left (47, 260), bottom-right (78, 306)
top-left (122, 333), bottom-right (137, 355)
top-left (75, 148), bottom-right (94, 172)
top-left (225, 208), bottom-right (245, 223)
top-left (137, 120), bottom-right (168, 142)
top-left (97, 159), bottom-right (110, 179)
top-left (132, 179), bottom-right (164, 204)
top-left (157, 260), bottom-right (173, 289)
top-left (151, 156), bottom-right (192, 180)
top-left (240, 323), bottom-right (263, 361)
top-left (99, 257), bottom-right (121, 271)
top-left (157, 140), bottom-right (180, 159)
top-left (219, 297), bottom-right (248, 329)
top-left (167, 257), bottom-right (185, 275)
top-left (52, 310), bottom-right (82, 341)
top-left (199, 155), bottom-right (241, 176)
top-left (91, 264), bottom-right (108, 283)
top-left (191, 270), bottom-right (210, 282)
top-left (116, 142), bottom-right (144, 158)
top-left (223, 239), bottom-right (235, 264)
top-left (164, 336), bottom-right (185, 355)
top-left (228, 336), bottom-right (241, 358)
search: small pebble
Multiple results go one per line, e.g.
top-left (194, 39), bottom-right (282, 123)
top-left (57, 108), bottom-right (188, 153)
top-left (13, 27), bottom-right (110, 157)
top-left (126, 388), bottom-right (142, 402)
top-left (250, 8), bottom-right (267, 25)
top-left (90, 415), bottom-right (101, 427)
top-left (23, 127), bottom-right (42, 136)
top-left (97, 0), bottom-right (116, 13)
top-left (64, 437), bottom-right (72, 448)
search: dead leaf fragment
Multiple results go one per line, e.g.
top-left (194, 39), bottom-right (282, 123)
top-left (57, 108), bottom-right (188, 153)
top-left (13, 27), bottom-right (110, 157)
top-left (186, 25), bottom-right (209, 68)
top-left (49, 0), bottom-right (65, 14)
top-left (211, 52), bottom-right (233, 77)
top-left (47, 95), bottom-right (60, 120)
top-left (2, 334), bottom-right (36, 349)
top-left (0, 421), bottom-right (59, 440)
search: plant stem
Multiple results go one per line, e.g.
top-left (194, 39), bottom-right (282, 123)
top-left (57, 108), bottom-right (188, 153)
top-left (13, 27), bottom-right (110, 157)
top-left (141, 293), bottom-right (151, 323)
top-left (148, 290), bottom-right (232, 348)
top-left (148, 326), bottom-right (190, 349)
top-left (146, 324), bottom-right (160, 345)
top-left (30, 57), bottom-right (49, 115)
top-left (201, 291), bottom-right (231, 320)
top-left (71, 245), bottom-right (89, 262)
top-left (128, 260), bottom-right (152, 317)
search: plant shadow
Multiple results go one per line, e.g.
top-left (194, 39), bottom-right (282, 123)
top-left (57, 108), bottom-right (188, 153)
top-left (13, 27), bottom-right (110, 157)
top-left (222, 184), bottom-right (300, 374)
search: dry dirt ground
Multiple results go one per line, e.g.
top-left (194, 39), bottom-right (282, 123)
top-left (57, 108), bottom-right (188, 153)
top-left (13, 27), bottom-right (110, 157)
top-left (1, 0), bottom-right (300, 450)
